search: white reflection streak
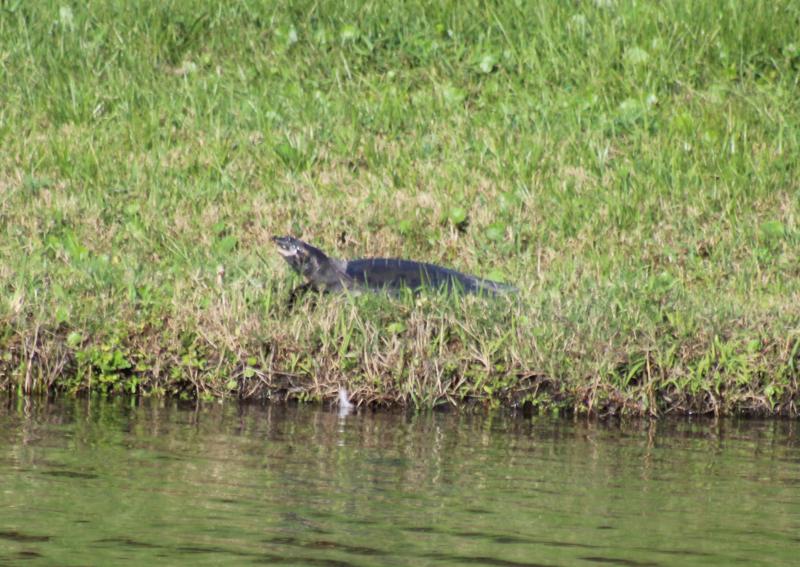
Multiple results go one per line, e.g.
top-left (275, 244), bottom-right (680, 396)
top-left (336, 388), bottom-right (355, 445)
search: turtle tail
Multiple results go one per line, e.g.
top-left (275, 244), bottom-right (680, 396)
top-left (470, 277), bottom-right (519, 295)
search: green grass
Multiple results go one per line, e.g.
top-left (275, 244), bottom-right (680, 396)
top-left (1, 0), bottom-right (799, 415)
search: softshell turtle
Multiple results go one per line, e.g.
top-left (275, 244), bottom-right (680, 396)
top-left (272, 235), bottom-right (517, 299)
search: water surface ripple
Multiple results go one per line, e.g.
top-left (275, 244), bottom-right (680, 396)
top-left (0, 399), bottom-right (797, 566)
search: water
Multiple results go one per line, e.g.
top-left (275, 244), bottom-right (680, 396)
top-left (1, 398), bottom-right (798, 566)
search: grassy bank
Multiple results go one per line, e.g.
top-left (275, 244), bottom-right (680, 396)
top-left (1, 1), bottom-right (799, 415)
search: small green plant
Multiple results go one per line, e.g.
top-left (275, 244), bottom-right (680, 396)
top-left (74, 341), bottom-right (133, 393)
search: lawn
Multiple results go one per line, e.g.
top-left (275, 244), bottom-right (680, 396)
top-left (1, 0), bottom-right (799, 415)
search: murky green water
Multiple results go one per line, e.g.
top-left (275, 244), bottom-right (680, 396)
top-left (0, 399), bottom-right (798, 566)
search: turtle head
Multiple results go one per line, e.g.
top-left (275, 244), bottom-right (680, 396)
top-left (272, 235), bottom-right (329, 279)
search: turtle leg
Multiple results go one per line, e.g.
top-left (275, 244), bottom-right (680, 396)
top-left (286, 282), bottom-right (314, 310)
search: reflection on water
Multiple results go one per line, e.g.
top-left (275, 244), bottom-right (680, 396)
top-left (1, 397), bottom-right (798, 566)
